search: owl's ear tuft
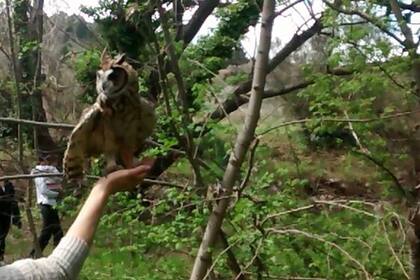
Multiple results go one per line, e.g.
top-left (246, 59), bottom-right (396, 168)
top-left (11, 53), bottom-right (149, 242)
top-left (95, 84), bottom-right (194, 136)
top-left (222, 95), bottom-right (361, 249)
top-left (100, 47), bottom-right (112, 66)
top-left (115, 53), bottom-right (126, 65)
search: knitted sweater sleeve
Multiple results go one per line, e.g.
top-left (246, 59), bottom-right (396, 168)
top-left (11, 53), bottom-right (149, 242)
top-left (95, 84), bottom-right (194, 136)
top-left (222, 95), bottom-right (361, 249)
top-left (0, 236), bottom-right (89, 279)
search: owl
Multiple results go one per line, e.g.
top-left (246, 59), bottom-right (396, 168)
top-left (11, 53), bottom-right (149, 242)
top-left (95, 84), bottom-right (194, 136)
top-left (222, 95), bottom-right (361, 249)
top-left (63, 51), bottom-right (156, 180)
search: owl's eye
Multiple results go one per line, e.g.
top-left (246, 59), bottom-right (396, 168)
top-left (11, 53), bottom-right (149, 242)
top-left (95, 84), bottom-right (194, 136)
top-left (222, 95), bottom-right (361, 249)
top-left (109, 70), bottom-right (118, 81)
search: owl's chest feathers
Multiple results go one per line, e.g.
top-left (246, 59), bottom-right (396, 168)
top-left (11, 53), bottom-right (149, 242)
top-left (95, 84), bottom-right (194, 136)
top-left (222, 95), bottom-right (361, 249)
top-left (96, 95), bottom-right (155, 152)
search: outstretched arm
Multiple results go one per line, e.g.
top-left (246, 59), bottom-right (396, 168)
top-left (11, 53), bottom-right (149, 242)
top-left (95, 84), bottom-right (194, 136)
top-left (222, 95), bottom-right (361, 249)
top-left (0, 163), bottom-right (152, 280)
top-left (66, 164), bottom-right (152, 245)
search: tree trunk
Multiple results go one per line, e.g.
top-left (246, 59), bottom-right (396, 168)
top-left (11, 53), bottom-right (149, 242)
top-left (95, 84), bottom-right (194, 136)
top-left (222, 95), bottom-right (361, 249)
top-left (13, 0), bottom-right (56, 151)
top-left (189, 1), bottom-right (275, 279)
top-left (6, 0), bottom-right (23, 163)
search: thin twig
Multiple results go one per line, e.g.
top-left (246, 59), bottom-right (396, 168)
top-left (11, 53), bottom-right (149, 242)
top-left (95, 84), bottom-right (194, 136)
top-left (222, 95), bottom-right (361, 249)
top-left (244, 274), bottom-right (326, 280)
top-left (235, 237), bottom-right (264, 280)
top-left (323, 0), bottom-right (405, 45)
top-left (258, 111), bottom-right (419, 136)
top-left (313, 200), bottom-right (378, 218)
top-left (203, 238), bottom-right (242, 280)
top-left (0, 43), bottom-right (10, 61)
top-left (274, 0), bottom-right (304, 17)
top-left (261, 204), bottom-right (315, 226)
top-left (380, 221), bottom-right (410, 279)
top-left (238, 138), bottom-right (260, 192)
top-left (267, 228), bottom-right (372, 279)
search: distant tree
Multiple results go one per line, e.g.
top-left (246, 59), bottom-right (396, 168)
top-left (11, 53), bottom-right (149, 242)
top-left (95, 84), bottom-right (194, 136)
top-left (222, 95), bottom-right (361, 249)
top-left (11, 0), bottom-right (56, 151)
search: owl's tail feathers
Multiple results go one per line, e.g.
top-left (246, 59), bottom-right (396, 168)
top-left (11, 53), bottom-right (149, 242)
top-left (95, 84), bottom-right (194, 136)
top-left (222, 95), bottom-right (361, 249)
top-left (63, 151), bottom-right (85, 180)
top-left (63, 137), bottom-right (87, 180)
top-left (63, 105), bottom-right (101, 180)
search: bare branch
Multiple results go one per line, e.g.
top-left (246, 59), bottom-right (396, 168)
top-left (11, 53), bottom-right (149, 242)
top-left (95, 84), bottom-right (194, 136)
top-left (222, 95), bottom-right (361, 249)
top-left (258, 110), bottom-right (419, 136)
top-left (274, 0), bottom-right (304, 17)
top-left (397, 2), bottom-right (420, 12)
top-left (261, 204), bottom-right (316, 226)
top-left (203, 234), bottom-right (242, 280)
top-left (180, 0), bottom-right (220, 46)
top-left (0, 117), bottom-right (75, 129)
top-left (323, 0), bottom-right (405, 46)
top-left (268, 18), bottom-right (322, 73)
top-left (389, 0), bottom-right (415, 49)
top-left (0, 173), bottom-right (185, 189)
top-left (210, 81), bottom-right (313, 121)
top-left (209, 18), bottom-right (323, 121)
top-left (0, 43), bottom-right (11, 61)
top-left (238, 138), bottom-right (259, 192)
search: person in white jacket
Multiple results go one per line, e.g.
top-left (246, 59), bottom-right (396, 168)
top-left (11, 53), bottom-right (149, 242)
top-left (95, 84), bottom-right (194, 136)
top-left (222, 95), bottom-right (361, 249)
top-left (29, 155), bottom-right (64, 257)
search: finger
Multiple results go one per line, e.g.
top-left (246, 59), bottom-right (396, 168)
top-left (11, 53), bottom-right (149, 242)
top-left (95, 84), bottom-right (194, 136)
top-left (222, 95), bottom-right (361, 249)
top-left (138, 158), bottom-right (156, 168)
top-left (129, 164), bottom-right (152, 177)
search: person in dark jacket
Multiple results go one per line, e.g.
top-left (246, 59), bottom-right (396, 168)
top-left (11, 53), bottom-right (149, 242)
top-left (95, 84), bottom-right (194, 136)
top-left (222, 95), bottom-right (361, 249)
top-left (0, 180), bottom-right (21, 264)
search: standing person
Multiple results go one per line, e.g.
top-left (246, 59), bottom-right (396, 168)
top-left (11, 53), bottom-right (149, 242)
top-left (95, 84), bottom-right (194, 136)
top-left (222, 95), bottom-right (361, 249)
top-left (29, 155), bottom-right (63, 257)
top-left (0, 180), bottom-right (21, 265)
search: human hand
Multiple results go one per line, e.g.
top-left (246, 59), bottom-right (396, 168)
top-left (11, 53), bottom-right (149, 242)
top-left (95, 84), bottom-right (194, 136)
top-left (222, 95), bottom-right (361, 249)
top-left (97, 158), bottom-right (155, 195)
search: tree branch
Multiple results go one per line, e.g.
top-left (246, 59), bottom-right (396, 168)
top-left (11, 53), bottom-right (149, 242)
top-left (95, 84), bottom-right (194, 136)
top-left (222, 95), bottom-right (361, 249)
top-left (0, 43), bottom-right (11, 61)
top-left (324, 0), bottom-right (405, 46)
top-left (0, 117), bottom-right (75, 129)
top-left (389, 0), bottom-right (415, 49)
top-left (190, 1), bottom-right (275, 279)
top-left (258, 110), bottom-right (419, 136)
top-left (180, 0), bottom-right (220, 46)
top-left (398, 2), bottom-right (420, 12)
top-left (0, 173), bottom-right (185, 189)
top-left (158, 0), bottom-right (204, 187)
top-left (389, 0), bottom-right (420, 97)
top-left (218, 229), bottom-right (246, 280)
top-left (209, 18), bottom-right (323, 121)
top-left (274, 0), bottom-right (304, 17)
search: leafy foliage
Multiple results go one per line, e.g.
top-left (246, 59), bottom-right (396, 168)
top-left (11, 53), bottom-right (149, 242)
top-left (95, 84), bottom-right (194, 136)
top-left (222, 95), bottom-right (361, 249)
top-left (3, 0), bottom-right (420, 278)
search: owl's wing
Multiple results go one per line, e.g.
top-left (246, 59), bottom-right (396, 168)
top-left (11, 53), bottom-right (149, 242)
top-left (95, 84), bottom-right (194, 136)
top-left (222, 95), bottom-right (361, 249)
top-left (63, 104), bottom-right (102, 180)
